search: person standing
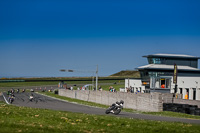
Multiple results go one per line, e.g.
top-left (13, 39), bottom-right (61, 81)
top-left (184, 92), bottom-right (189, 99)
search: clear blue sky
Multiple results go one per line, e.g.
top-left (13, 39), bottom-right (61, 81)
top-left (0, 0), bottom-right (200, 77)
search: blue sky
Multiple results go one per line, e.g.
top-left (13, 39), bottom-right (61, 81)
top-left (0, 0), bottom-right (200, 77)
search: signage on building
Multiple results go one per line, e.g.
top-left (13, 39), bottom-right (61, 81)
top-left (142, 81), bottom-right (149, 85)
top-left (173, 64), bottom-right (178, 84)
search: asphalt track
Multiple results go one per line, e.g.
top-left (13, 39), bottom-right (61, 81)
top-left (2, 92), bottom-right (200, 124)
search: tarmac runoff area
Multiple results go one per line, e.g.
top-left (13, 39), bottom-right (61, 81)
top-left (1, 92), bottom-right (200, 125)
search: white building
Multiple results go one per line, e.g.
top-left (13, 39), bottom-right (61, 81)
top-left (125, 54), bottom-right (200, 100)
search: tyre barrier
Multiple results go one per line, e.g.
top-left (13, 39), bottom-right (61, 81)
top-left (163, 103), bottom-right (200, 116)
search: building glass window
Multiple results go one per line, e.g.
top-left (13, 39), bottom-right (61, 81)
top-left (165, 79), bottom-right (171, 88)
top-left (150, 77), bottom-right (171, 89)
top-left (149, 58), bottom-right (161, 64)
top-left (148, 72), bottom-right (172, 77)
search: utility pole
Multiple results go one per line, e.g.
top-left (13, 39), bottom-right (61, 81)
top-left (96, 65), bottom-right (98, 91)
top-left (173, 64), bottom-right (178, 101)
top-left (173, 64), bottom-right (178, 93)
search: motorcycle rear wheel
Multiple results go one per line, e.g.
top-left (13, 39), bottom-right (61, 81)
top-left (114, 109), bottom-right (121, 115)
top-left (10, 99), bottom-right (14, 104)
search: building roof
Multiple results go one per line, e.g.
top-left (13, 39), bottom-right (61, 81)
top-left (137, 64), bottom-right (200, 71)
top-left (143, 54), bottom-right (200, 59)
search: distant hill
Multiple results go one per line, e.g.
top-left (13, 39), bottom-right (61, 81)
top-left (110, 70), bottom-right (140, 78)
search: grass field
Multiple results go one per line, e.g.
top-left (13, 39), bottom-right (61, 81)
top-left (0, 101), bottom-right (200, 133)
top-left (0, 80), bottom-right (125, 91)
top-left (0, 81), bottom-right (59, 88)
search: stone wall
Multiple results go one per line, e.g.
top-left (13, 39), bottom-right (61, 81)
top-left (162, 93), bottom-right (200, 108)
top-left (174, 99), bottom-right (200, 108)
top-left (59, 89), bottom-right (163, 112)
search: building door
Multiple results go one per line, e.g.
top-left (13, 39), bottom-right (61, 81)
top-left (193, 88), bottom-right (196, 100)
top-left (180, 88), bottom-right (182, 94)
top-left (160, 78), bottom-right (165, 88)
top-left (132, 87), bottom-right (134, 93)
top-left (166, 79), bottom-right (171, 88)
top-left (160, 78), bottom-right (171, 89)
top-left (179, 88), bottom-right (183, 99)
top-left (186, 88), bottom-right (189, 99)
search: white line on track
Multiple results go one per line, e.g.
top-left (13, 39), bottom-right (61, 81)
top-left (2, 93), bottom-right (10, 104)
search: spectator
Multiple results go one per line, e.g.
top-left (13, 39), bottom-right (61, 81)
top-left (109, 86), bottom-right (113, 92)
top-left (161, 84), bottom-right (165, 88)
top-left (70, 86), bottom-right (73, 90)
top-left (98, 86), bottom-right (102, 91)
top-left (184, 92), bottom-right (189, 99)
top-left (131, 88), bottom-right (133, 93)
top-left (126, 87), bottom-right (130, 93)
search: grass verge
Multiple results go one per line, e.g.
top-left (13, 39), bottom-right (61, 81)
top-left (38, 91), bottom-right (109, 109)
top-left (0, 101), bottom-right (199, 133)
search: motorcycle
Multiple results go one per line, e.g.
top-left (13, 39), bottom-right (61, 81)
top-left (29, 94), bottom-right (34, 102)
top-left (8, 95), bottom-right (15, 104)
top-left (105, 100), bottom-right (124, 115)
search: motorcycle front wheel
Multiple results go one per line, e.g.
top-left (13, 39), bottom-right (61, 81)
top-left (105, 108), bottom-right (112, 114)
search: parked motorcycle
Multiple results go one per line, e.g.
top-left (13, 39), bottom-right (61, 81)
top-left (105, 100), bottom-right (124, 115)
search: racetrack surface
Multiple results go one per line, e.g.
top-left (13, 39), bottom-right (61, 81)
top-left (2, 92), bottom-right (200, 124)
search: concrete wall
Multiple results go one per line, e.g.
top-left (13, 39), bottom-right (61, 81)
top-left (59, 89), bottom-right (163, 112)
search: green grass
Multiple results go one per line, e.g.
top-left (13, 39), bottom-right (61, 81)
top-left (0, 101), bottom-right (199, 133)
top-left (0, 80), bottom-right (125, 91)
top-left (143, 111), bottom-right (200, 120)
top-left (39, 91), bottom-right (109, 109)
top-left (0, 81), bottom-right (59, 88)
top-left (110, 70), bottom-right (140, 77)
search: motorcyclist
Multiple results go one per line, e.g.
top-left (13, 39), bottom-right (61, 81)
top-left (7, 90), bottom-right (10, 95)
top-left (8, 93), bottom-right (15, 103)
top-left (110, 100), bottom-right (124, 113)
top-left (117, 100), bottom-right (124, 108)
top-left (29, 94), bottom-right (34, 101)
